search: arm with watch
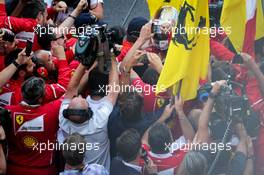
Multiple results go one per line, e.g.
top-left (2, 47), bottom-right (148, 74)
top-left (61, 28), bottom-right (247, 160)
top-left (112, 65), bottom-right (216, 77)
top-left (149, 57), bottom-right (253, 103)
top-left (195, 80), bottom-right (227, 143)
top-left (0, 48), bottom-right (31, 88)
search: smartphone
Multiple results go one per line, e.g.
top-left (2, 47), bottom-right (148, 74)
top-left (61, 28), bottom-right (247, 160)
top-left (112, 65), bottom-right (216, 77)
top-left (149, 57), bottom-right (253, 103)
top-left (25, 40), bottom-right (33, 57)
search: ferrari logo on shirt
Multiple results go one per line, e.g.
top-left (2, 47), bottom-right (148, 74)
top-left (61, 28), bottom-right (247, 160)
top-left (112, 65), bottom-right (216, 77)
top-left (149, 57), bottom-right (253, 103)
top-left (16, 115), bottom-right (24, 125)
top-left (13, 113), bottom-right (45, 134)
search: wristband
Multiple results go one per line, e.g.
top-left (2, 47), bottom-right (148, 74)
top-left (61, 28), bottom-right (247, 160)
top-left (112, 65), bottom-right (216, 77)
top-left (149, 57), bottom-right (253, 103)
top-left (12, 60), bottom-right (20, 68)
top-left (69, 15), bottom-right (77, 20)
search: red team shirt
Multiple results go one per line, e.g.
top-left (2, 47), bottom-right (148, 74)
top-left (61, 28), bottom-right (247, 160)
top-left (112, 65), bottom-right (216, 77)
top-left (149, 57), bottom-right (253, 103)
top-left (5, 99), bottom-right (62, 175)
top-left (141, 143), bottom-right (187, 175)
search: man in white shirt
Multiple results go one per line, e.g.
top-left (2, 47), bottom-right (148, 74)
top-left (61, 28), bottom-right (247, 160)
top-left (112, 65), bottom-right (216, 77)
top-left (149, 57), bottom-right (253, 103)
top-left (58, 57), bottom-right (119, 170)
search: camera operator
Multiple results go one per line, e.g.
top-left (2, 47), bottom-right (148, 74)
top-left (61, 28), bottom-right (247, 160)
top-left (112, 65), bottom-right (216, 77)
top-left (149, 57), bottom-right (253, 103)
top-left (4, 76), bottom-right (63, 175)
top-left (0, 45), bottom-right (71, 107)
top-left (57, 55), bottom-right (119, 170)
top-left (182, 80), bottom-right (254, 175)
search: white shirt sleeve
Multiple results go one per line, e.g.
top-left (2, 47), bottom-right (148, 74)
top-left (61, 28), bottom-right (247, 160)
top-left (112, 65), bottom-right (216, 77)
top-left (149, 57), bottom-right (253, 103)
top-left (90, 0), bottom-right (104, 6)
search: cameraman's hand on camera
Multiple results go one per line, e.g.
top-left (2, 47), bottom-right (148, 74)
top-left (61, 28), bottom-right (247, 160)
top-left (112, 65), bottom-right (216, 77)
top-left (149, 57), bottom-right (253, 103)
top-left (147, 52), bottom-right (163, 74)
top-left (76, 0), bottom-right (88, 12)
top-left (52, 45), bottom-right (66, 60)
top-left (16, 48), bottom-right (32, 65)
top-left (211, 80), bottom-right (227, 95)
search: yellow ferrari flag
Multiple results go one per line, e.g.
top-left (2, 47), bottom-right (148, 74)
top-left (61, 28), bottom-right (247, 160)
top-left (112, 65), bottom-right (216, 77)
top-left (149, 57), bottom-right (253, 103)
top-left (146, 0), bottom-right (183, 18)
top-left (221, 0), bottom-right (246, 53)
top-left (256, 0), bottom-right (264, 39)
top-left (156, 0), bottom-right (210, 101)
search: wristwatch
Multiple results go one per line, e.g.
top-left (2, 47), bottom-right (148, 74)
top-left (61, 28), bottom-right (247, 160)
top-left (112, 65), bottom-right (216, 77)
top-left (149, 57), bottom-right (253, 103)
top-left (12, 60), bottom-right (20, 68)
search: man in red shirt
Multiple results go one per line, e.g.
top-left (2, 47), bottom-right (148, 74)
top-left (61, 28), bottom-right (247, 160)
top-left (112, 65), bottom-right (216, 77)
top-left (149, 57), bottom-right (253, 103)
top-left (0, 46), bottom-right (71, 107)
top-left (5, 76), bottom-right (62, 175)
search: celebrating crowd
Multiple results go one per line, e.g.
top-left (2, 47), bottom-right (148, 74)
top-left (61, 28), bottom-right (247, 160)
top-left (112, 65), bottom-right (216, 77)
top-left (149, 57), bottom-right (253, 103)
top-left (0, 0), bottom-right (263, 174)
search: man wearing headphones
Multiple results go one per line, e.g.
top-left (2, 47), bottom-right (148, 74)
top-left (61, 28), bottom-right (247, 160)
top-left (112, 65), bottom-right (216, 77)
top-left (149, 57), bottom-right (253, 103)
top-left (57, 54), bottom-right (119, 171)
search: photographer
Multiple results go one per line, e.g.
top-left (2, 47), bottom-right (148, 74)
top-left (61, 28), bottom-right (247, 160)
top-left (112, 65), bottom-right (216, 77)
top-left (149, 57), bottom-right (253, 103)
top-left (58, 54), bottom-right (119, 170)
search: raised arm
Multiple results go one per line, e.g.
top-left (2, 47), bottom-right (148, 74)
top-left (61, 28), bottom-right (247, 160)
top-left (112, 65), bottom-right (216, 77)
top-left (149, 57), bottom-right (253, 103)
top-left (174, 96), bottom-right (195, 142)
top-left (0, 48), bottom-right (30, 87)
top-left (105, 55), bottom-right (119, 105)
top-left (58, 0), bottom-right (88, 34)
top-left (64, 63), bottom-right (87, 99)
top-left (196, 80), bottom-right (226, 143)
top-left (241, 53), bottom-right (264, 97)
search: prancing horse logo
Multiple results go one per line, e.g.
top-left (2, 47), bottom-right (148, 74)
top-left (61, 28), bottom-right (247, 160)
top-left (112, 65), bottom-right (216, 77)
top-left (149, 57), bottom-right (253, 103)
top-left (173, 1), bottom-right (206, 50)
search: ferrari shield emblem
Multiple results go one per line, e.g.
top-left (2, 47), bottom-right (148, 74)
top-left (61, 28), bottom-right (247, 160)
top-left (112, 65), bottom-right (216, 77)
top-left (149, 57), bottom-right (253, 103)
top-left (16, 115), bottom-right (24, 125)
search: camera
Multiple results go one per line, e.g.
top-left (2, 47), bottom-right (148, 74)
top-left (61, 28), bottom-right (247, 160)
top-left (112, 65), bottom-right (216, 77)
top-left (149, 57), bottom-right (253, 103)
top-left (151, 20), bottom-right (170, 51)
top-left (75, 24), bottom-right (121, 74)
top-left (0, 28), bottom-right (15, 42)
top-left (152, 19), bottom-right (170, 41)
top-left (199, 82), bottom-right (260, 138)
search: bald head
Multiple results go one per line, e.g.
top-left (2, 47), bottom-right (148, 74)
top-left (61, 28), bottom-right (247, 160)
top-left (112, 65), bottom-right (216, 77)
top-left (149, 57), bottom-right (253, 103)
top-left (68, 96), bottom-right (89, 110)
top-left (65, 96), bottom-right (90, 123)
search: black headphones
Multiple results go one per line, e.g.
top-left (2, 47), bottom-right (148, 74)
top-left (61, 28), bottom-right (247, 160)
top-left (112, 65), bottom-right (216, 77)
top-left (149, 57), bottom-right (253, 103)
top-left (63, 107), bottom-right (93, 124)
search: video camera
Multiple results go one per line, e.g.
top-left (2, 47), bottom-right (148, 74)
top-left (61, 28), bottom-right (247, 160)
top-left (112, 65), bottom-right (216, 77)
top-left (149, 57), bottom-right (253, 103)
top-left (75, 24), bottom-right (121, 74)
top-left (198, 82), bottom-right (260, 138)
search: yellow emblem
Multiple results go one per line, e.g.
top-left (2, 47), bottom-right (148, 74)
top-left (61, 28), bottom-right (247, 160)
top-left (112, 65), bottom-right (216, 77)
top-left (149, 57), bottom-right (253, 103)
top-left (16, 115), bottom-right (24, 125)
top-left (23, 136), bottom-right (38, 148)
top-left (157, 98), bottom-right (165, 108)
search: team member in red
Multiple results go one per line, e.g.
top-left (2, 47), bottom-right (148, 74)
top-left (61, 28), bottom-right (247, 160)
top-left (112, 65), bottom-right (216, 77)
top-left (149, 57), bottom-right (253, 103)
top-left (239, 53), bottom-right (264, 175)
top-left (5, 77), bottom-right (62, 175)
top-left (0, 46), bottom-right (71, 107)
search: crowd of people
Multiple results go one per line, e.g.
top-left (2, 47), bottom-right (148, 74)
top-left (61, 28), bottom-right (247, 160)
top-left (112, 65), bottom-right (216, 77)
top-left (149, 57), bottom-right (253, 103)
top-left (0, 0), bottom-right (263, 174)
